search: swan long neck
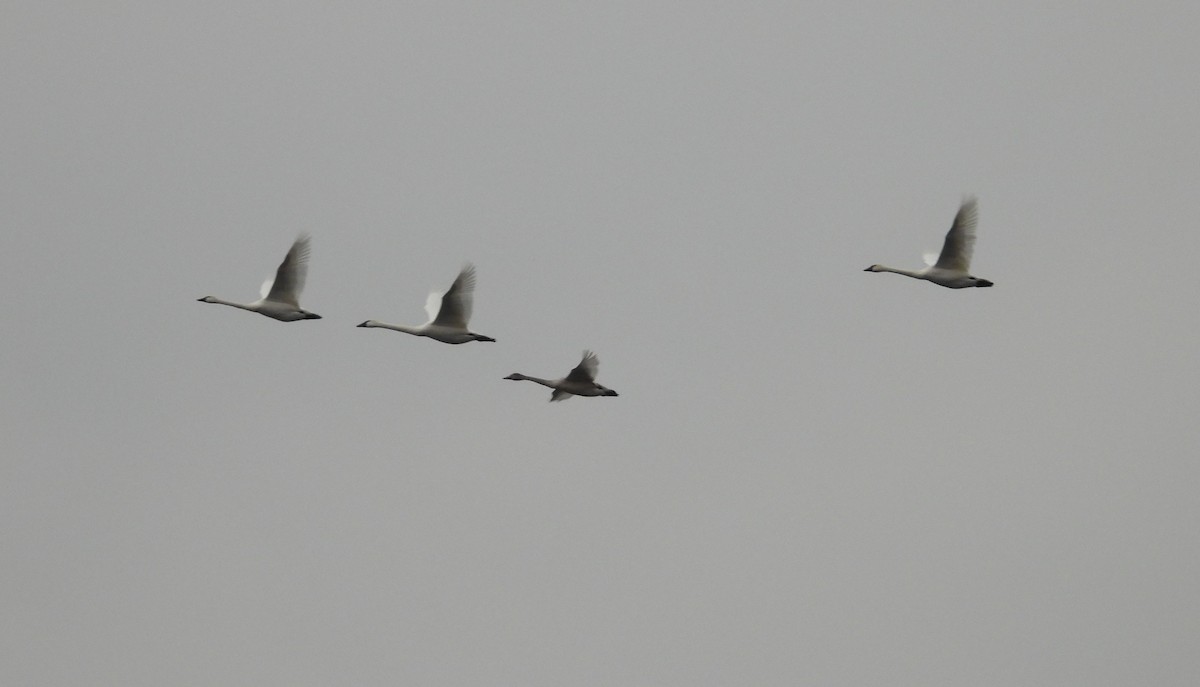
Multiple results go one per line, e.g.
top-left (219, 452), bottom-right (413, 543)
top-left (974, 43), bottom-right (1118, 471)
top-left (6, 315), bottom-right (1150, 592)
top-left (510, 374), bottom-right (558, 389)
top-left (365, 321), bottom-right (422, 335)
top-left (875, 265), bottom-right (925, 278)
top-left (202, 297), bottom-right (258, 312)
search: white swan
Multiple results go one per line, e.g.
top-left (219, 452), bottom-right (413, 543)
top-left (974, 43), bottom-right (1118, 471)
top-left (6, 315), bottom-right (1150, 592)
top-left (864, 197), bottom-right (994, 289)
top-left (198, 234), bottom-right (322, 321)
top-left (357, 263), bottom-right (495, 344)
top-left (505, 350), bottom-right (619, 401)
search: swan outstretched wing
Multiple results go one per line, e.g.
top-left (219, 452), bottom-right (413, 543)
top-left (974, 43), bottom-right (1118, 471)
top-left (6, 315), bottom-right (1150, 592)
top-left (265, 234), bottom-right (311, 306)
top-left (565, 350), bottom-right (599, 383)
top-left (430, 263), bottom-right (476, 328)
top-left (933, 197), bottom-right (978, 272)
top-left (423, 291), bottom-right (444, 325)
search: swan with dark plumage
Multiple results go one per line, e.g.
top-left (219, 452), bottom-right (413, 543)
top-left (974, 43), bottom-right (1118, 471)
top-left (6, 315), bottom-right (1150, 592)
top-left (198, 234), bottom-right (322, 321)
top-left (864, 197), bottom-right (994, 289)
top-left (504, 350), bottom-right (619, 401)
top-left (357, 263), bottom-right (495, 344)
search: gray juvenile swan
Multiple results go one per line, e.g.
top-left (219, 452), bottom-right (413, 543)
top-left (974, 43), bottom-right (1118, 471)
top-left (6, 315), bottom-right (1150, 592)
top-left (864, 197), bottom-right (994, 289)
top-left (357, 263), bottom-right (495, 344)
top-left (505, 350), bottom-right (619, 402)
top-left (198, 234), bottom-right (322, 321)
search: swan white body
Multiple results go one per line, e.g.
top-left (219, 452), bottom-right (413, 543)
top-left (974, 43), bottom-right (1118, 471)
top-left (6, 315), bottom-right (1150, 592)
top-left (357, 264), bottom-right (495, 344)
top-left (505, 350), bottom-right (619, 401)
top-left (198, 235), bottom-right (322, 321)
top-left (864, 197), bottom-right (994, 289)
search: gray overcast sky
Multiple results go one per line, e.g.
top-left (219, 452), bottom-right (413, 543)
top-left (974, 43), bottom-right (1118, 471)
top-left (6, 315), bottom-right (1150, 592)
top-left (3, 2), bottom-right (1198, 685)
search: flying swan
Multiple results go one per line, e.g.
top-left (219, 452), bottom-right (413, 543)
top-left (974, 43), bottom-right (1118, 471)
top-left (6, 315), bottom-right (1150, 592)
top-left (505, 350), bottom-right (619, 401)
top-left (357, 263), bottom-right (495, 344)
top-left (864, 197), bottom-right (994, 289)
top-left (197, 234), bottom-right (322, 321)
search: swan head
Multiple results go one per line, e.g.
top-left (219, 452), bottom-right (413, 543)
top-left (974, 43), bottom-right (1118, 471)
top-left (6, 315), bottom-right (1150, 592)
top-left (197, 296), bottom-right (218, 303)
top-left (863, 264), bottom-right (884, 272)
top-left (599, 386), bottom-right (619, 397)
top-left (473, 334), bottom-right (497, 342)
top-left (973, 278), bottom-right (994, 287)
top-left (303, 311), bottom-right (322, 319)
top-left (356, 320), bottom-right (377, 328)
top-left (504, 373), bottom-right (526, 381)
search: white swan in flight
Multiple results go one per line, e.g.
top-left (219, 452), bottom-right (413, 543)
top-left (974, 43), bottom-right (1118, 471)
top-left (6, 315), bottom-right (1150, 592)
top-left (198, 234), bottom-right (322, 321)
top-left (357, 263), bottom-right (495, 344)
top-left (864, 197), bottom-right (994, 289)
top-left (504, 350), bottom-right (619, 401)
